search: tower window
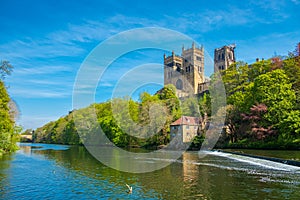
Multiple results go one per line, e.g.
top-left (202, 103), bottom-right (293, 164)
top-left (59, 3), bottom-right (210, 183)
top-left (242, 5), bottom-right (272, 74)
top-left (196, 56), bottom-right (202, 61)
top-left (222, 53), bottom-right (224, 60)
top-left (198, 66), bottom-right (202, 72)
top-left (167, 62), bottom-right (173, 67)
top-left (198, 84), bottom-right (202, 92)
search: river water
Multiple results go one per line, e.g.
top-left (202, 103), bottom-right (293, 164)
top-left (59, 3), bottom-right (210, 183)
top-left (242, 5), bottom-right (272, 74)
top-left (0, 143), bottom-right (299, 199)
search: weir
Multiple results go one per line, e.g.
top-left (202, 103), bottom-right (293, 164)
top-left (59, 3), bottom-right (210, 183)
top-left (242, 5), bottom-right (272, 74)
top-left (206, 150), bottom-right (300, 171)
top-left (218, 150), bottom-right (300, 167)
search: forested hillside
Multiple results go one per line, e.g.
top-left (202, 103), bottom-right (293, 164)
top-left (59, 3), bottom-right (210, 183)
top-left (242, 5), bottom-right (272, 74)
top-left (0, 61), bottom-right (19, 155)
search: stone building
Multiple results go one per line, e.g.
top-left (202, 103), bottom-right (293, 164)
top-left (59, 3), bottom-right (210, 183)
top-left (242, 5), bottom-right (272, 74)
top-left (214, 44), bottom-right (236, 72)
top-left (164, 43), bottom-right (205, 97)
top-left (170, 116), bottom-right (199, 143)
top-left (164, 43), bottom-right (236, 96)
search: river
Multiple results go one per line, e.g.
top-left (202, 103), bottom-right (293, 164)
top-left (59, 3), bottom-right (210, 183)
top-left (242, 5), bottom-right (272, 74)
top-left (0, 143), bottom-right (299, 199)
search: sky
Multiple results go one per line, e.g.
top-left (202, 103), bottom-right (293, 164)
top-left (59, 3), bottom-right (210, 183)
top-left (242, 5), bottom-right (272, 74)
top-left (0, 0), bottom-right (299, 130)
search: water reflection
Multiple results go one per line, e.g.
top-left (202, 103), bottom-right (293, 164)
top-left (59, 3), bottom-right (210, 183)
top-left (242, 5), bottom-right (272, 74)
top-left (0, 153), bottom-right (13, 199)
top-left (0, 143), bottom-right (299, 199)
top-left (182, 153), bottom-right (198, 182)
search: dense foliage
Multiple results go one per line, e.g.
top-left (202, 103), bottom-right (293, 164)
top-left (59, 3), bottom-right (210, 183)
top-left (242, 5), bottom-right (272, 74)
top-left (0, 80), bottom-right (19, 155)
top-left (33, 85), bottom-right (185, 147)
top-left (220, 55), bottom-right (300, 149)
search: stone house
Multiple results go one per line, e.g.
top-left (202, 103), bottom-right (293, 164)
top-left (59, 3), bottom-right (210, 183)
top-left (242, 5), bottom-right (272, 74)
top-left (170, 116), bottom-right (199, 143)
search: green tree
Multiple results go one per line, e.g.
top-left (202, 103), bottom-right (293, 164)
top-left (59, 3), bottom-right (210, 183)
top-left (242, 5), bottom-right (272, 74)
top-left (0, 60), bottom-right (13, 80)
top-left (283, 56), bottom-right (300, 110)
top-left (181, 96), bottom-right (199, 117)
top-left (251, 69), bottom-right (296, 127)
top-left (221, 61), bottom-right (249, 97)
top-left (279, 110), bottom-right (300, 140)
top-left (0, 81), bottom-right (19, 154)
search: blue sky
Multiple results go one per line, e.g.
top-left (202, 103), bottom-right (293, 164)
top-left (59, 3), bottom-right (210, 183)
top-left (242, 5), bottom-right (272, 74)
top-left (0, 0), bottom-right (299, 130)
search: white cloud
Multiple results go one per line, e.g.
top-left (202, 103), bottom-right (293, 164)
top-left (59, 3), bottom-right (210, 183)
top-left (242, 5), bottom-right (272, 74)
top-left (9, 88), bottom-right (71, 98)
top-left (99, 82), bottom-right (114, 87)
top-left (162, 6), bottom-right (269, 33)
top-left (291, 0), bottom-right (300, 4)
top-left (0, 38), bottom-right (85, 61)
top-left (14, 65), bottom-right (73, 75)
top-left (249, 0), bottom-right (286, 10)
top-left (233, 31), bottom-right (300, 62)
top-left (26, 79), bottom-right (61, 85)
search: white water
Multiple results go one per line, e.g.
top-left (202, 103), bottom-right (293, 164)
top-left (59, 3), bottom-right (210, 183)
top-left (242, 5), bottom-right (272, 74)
top-left (203, 151), bottom-right (300, 172)
top-left (137, 150), bottom-right (300, 174)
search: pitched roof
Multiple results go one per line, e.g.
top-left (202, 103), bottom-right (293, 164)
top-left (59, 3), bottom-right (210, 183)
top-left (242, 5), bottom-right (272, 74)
top-left (171, 116), bottom-right (199, 126)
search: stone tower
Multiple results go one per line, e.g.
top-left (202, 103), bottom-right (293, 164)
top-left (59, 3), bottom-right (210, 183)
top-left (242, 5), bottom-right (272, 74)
top-left (164, 42), bottom-right (205, 96)
top-left (214, 44), bottom-right (236, 72)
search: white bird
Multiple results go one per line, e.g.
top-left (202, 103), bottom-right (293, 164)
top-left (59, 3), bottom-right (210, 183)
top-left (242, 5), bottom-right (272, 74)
top-left (126, 184), bottom-right (132, 194)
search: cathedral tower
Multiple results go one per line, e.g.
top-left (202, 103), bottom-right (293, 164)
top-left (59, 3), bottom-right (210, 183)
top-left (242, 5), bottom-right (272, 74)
top-left (214, 44), bottom-right (236, 72)
top-left (164, 43), bottom-right (205, 96)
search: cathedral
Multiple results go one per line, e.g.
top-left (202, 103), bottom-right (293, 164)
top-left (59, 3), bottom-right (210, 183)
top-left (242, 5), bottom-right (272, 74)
top-left (164, 43), bottom-right (235, 96)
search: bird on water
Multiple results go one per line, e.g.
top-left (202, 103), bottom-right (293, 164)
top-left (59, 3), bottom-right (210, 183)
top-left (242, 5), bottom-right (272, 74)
top-left (126, 184), bottom-right (132, 194)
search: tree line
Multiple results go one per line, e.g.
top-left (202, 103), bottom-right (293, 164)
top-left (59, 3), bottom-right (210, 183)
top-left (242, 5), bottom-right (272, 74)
top-left (33, 85), bottom-right (208, 148)
top-left (31, 45), bottom-right (300, 150)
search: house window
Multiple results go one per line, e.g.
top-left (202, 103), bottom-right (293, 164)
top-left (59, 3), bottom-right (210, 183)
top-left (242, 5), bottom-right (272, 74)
top-left (186, 125), bottom-right (189, 129)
